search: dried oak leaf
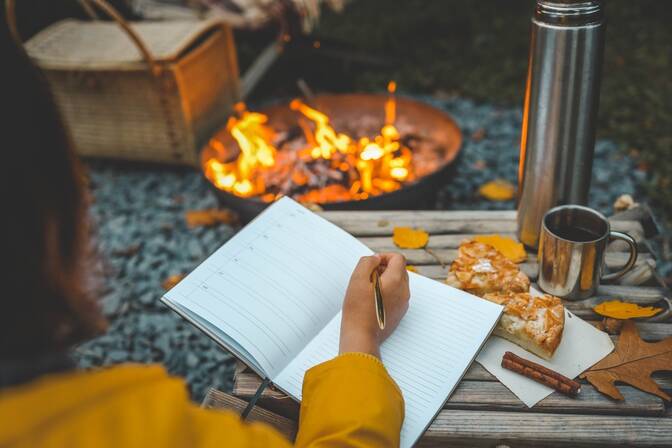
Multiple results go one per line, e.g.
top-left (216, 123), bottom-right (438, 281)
top-left (473, 234), bottom-right (527, 263)
top-left (185, 209), bottom-right (238, 228)
top-left (478, 179), bottom-right (516, 201)
top-left (593, 300), bottom-right (662, 320)
top-left (393, 227), bottom-right (429, 249)
top-left (580, 320), bottom-right (672, 401)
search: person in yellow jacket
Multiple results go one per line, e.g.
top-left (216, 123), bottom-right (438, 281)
top-left (0, 17), bottom-right (408, 448)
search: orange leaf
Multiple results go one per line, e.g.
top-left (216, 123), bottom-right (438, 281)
top-left (162, 274), bottom-right (185, 291)
top-left (393, 227), bottom-right (429, 249)
top-left (478, 179), bottom-right (516, 201)
top-left (473, 235), bottom-right (527, 263)
top-left (185, 209), bottom-right (238, 228)
top-left (593, 300), bottom-right (662, 320)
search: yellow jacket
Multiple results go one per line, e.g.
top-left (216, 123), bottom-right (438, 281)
top-left (0, 352), bottom-right (404, 447)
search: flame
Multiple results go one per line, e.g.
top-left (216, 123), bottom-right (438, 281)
top-left (204, 82), bottom-right (415, 204)
top-left (385, 81), bottom-right (397, 125)
top-left (204, 103), bottom-right (277, 197)
top-left (290, 99), bottom-right (351, 159)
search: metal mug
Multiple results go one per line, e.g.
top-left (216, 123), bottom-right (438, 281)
top-left (537, 205), bottom-right (638, 300)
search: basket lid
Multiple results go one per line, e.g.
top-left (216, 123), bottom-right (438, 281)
top-left (25, 19), bottom-right (223, 71)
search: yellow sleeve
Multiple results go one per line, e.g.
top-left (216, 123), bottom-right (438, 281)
top-left (295, 352), bottom-right (405, 448)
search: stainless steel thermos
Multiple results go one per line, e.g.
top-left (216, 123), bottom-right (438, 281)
top-left (517, 0), bottom-right (606, 249)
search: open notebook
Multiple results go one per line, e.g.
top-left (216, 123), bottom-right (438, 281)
top-left (162, 197), bottom-right (503, 447)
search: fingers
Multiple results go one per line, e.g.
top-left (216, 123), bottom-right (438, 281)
top-left (353, 254), bottom-right (381, 279)
top-left (378, 252), bottom-right (407, 278)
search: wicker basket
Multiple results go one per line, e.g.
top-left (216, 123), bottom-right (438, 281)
top-left (6, 0), bottom-right (240, 165)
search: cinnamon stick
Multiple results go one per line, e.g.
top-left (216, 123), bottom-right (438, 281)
top-left (501, 351), bottom-right (581, 397)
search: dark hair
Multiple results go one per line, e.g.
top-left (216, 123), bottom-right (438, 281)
top-left (0, 20), bottom-right (106, 360)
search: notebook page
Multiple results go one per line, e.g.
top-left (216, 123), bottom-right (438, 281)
top-left (164, 197), bottom-right (372, 378)
top-left (162, 298), bottom-right (266, 375)
top-left (273, 273), bottom-right (503, 448)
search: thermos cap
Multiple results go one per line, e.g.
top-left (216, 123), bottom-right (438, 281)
top-left (535, 1), bottom-right (604, 26)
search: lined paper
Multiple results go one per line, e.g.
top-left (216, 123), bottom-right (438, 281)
top-left (274, 273), bottom-right (503, 448)
top-left (163, 197), bottom-right (503, 447)
top-left (164, 197), bottom-right (372, 378)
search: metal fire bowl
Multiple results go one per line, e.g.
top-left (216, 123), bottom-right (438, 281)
top-left (201, 93), bottom-right (462, 221)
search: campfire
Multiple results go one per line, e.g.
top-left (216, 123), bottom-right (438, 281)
top-left (201, 84), bottom-right (462, 211)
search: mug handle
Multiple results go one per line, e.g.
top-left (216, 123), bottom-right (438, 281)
top-left (602, 231), bottom-right (638, 281)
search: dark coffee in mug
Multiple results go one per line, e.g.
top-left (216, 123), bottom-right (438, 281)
top-left (549, 226), bottom-right (603, 243)
top-left (538, 205), bottom-right (638, 300)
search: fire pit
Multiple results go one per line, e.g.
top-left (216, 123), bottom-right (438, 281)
top-left (201, 86), bottom-right (462, 220)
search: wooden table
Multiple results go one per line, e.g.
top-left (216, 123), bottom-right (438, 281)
top-left (203, 206), bottom-right (672, 447)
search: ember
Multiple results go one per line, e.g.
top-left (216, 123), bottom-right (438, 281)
top-left (202, 83), bottom-right (459, 206)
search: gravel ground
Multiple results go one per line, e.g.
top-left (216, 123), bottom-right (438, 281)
top-left (74, 95), bottom-right (663, 401)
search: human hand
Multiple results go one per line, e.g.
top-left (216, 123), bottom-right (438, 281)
top-left (339, 253), bottom-right (410, 358)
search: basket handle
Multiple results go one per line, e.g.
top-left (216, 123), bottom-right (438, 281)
top-left (5, 0), bottom-right (162, 77)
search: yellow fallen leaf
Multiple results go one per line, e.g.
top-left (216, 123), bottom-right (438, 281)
top-left (185, 209), bottom-right (238, 228)
top-left (593, 300), bottom-right (662, 320)
top-left (474, 234), bottom-right (527, 263)
top-left (479, 179), bottom-right (516, 201)
top-left (393, 227), bottom-right (429, 249)
top-left (406, 265), bottom-right (418, 273)
top-left (162, 274), bottom-right (186, 291)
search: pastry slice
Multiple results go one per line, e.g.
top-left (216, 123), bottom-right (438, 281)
top-left (446, 240), bottom-right (530, 297)
top-left (483, 291), bottom-right (565, 360)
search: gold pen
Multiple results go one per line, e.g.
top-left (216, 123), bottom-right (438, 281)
top-left (372, 269), bottom-right (385, 330)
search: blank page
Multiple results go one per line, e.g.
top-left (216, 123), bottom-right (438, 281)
top-left (163, 197), bottom-right (371, 378)
top-left (274, 273), bottom-right (503, 448)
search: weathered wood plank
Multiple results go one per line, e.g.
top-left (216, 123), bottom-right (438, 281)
top-left (567, 301), bottom-right (668, 320)
top-left (319, 209), bottom-right (645, 239)
top-left (339, 218), bottom-right (520, 236)
top-left (401, 269), bottom-right (668, 319)
top-left (417, 410), bottom-right (672, 447)
top-left (320, 210), bottom-right (518, 222)
top-left (204, 388), bottom-right (672, 447)
top-left (404, 253), bottom-right (539, 278)
top-left (233, 374), bottom-right (667, 417)
top-left (356, 245), bottom-right (653, 271)
top-left (569, 290), bottom-right (671, 320)
top-left (415, 263), bottom-right (666, 296)
top-left (359, 233), bottom-right (518, 250)
top-left (202, 388), bottom-right (297, 441)
top-left (595, 284), bottom-right (670, 301)
top-left (358, 232), bottom-right (647, 251)
top-left (448, 382), bottom-right (666, 416)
